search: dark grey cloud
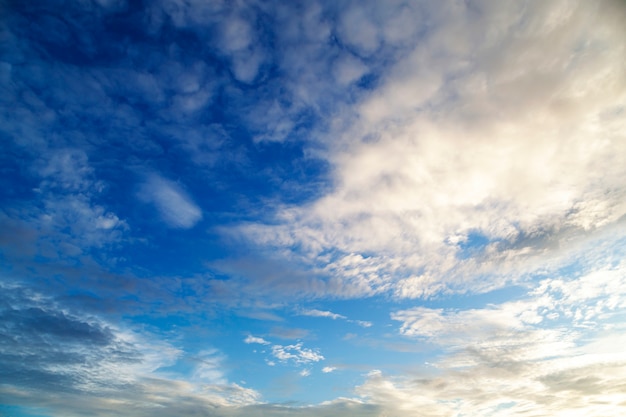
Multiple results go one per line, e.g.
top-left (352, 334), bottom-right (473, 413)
top-left (0, 285), bottom-right (141, 394)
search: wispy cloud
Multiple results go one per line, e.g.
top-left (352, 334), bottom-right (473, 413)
top-left (244, 335), bottom-right (270, 345)
top-left (271, 343), bottom-right (324, 365)
top-left (139, 174), bottom-right (202, 229)
top-left (0, 284), bottom-right (261, 411)
top-left (298, 308), bottom-right (372, 328)
top-left (299, 308), bottom-right (346, 320)
top-left (381, 261), bottom-right (626, 416)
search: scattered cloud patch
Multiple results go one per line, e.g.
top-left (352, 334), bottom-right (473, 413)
top-left (138, 174), bottom-right (202, 229)
top-left (382, 261), bottom-right (626, 415)
top-left (299, 308), bottom-right (346, 320)
top-left (298, 308), bottom-right (372, 328)
top-left (271, 343), bottom-right (324, 365)
top-left (244, 335), bottom-right (270, 345)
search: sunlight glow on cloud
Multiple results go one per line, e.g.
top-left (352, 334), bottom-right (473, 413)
top-left (236, 0), bottom-right (626, 299)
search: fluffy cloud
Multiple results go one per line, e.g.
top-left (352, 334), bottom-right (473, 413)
top-left (380, 261), bottom-right (626, 416)
top-left (235, 0), bottom-right (626, 299)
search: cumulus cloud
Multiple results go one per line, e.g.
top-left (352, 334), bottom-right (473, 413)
top-left (139, 174), bottom-right (202, 229)
top-left (235, 0), bottom-right (626, 299)
top-left (322, 366), bottom-right (336, 373)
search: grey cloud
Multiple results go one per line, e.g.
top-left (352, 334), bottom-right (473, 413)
top-left (0, 286), bottom-right (141, 394)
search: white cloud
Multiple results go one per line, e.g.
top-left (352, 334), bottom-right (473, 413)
top-left (380, 261), bottom-right (626, 415)
top-left (217, 14), bottom-right (265, 83)
top-left (191, 349), bottom-right (227, 385)
top-left (299, 308), bottom-right (346, 320)
top-left (298, 308), bottom-right (372, 328)
top-left (244, 335), bottom-right (270, 345)
top-left (337, 6), bottom-right (380, 56)
top-left (299, 369), bottom-right (311, 377)
top-left (271, 343), bottom-right (324, 364)
top-left (393, 260), bottom-right (626, 342)
top-left (234, 0), bottom-right (626, 299)
top-left (139, 174), bottom-right (202, 229)
top-left (333, 53), bottom-right (368, 85)
top-left (322, 366), bottom-right (336, 373)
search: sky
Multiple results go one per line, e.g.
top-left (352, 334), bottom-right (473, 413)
top-left (1, 0), bottom-right (626, 416)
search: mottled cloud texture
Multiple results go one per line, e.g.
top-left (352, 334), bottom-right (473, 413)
top-left (1, 0), bottom-right (625, 416)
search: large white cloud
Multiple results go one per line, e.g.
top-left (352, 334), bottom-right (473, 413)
top-left (234, 0), bottom-right (626, 298)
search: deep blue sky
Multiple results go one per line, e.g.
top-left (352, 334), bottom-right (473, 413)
top-left (2, 1), bottom-right (626, 416)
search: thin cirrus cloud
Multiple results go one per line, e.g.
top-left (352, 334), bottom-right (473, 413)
top-left (299, 308), bottom-right (346, 320)
top-left (2, 0), bottom-right (626, 416)
top-left (138, 174), bottom-right (202, 229)
top-left (299, 308), bottom-right (373, 327)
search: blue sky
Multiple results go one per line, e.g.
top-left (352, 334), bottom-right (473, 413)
top-left (1, 0), bottom-right (626, 416)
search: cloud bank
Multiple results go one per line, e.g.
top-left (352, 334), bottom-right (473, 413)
top-left (234, 0), bottom-right (626, 300)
